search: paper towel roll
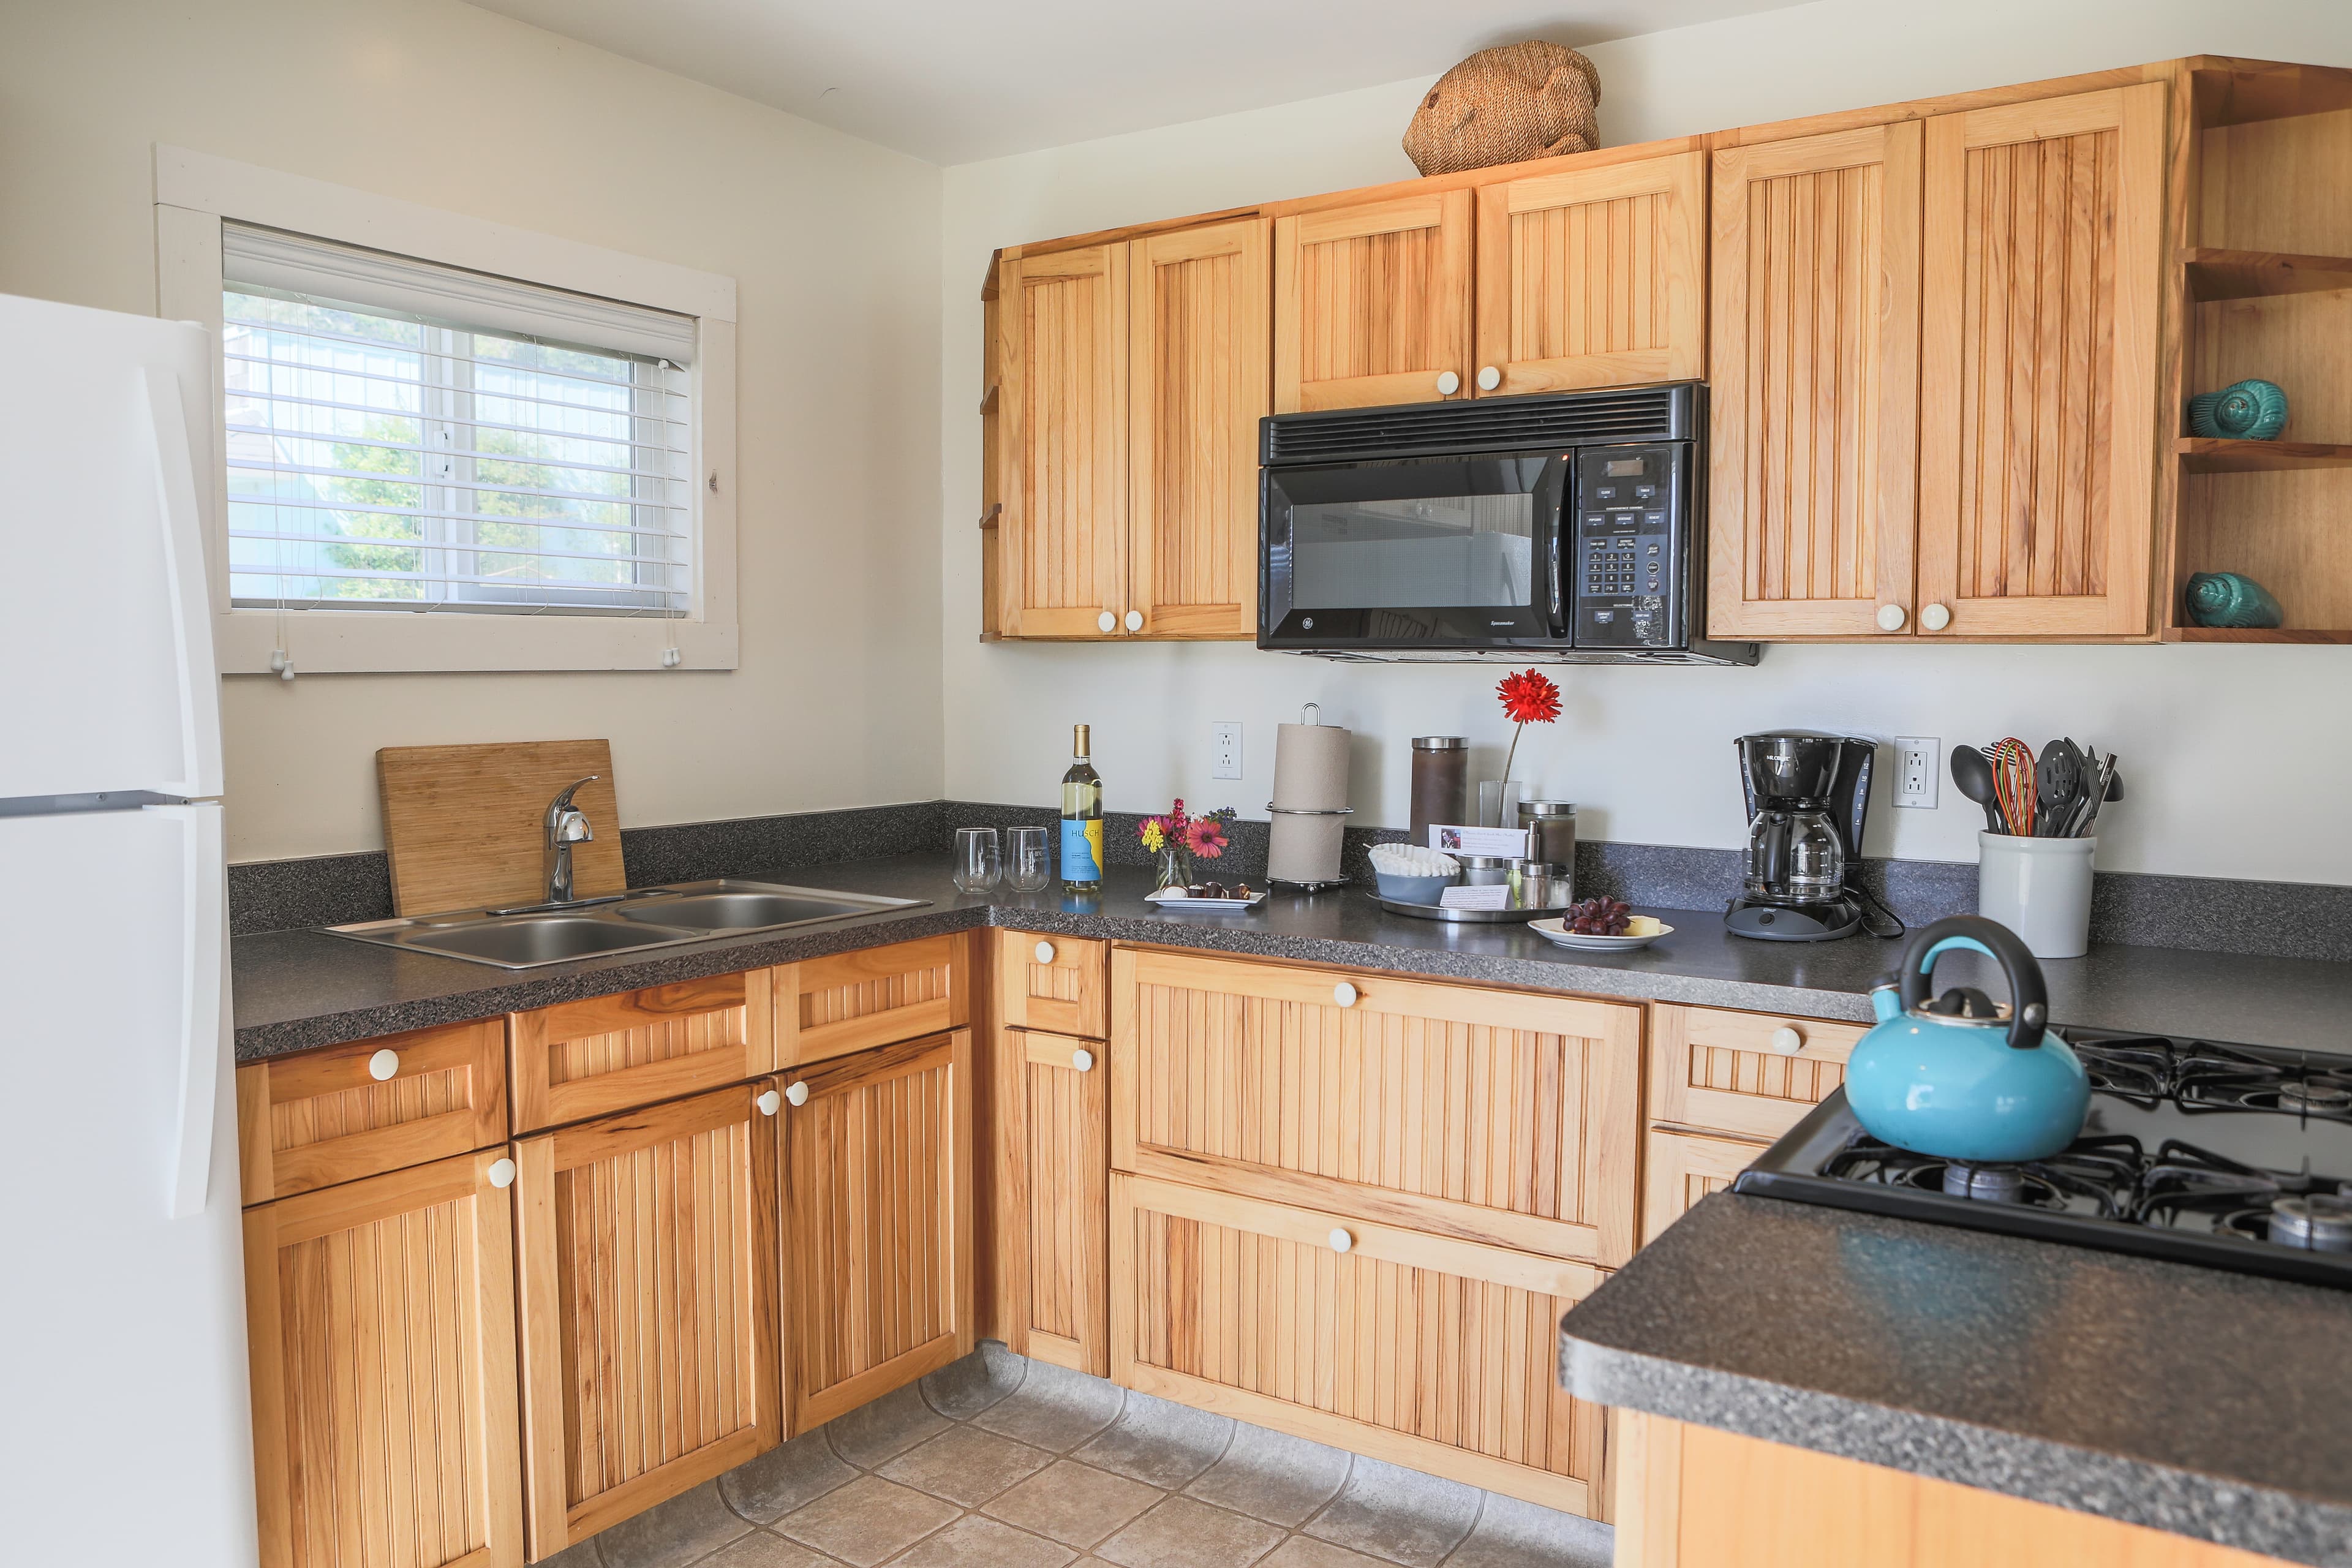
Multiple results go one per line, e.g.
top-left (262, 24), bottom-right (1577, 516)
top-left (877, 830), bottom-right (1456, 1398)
top-left (1271, 722), bottom-right (1349, 810)
top-left (1268, 715), bottom-right (1351, 884)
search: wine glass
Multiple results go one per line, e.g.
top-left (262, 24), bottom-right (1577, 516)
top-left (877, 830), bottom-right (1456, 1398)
top-left (952, 827), bottom-right (1001, 894)
top-left (1007, 826), bottom-right (1050, 892)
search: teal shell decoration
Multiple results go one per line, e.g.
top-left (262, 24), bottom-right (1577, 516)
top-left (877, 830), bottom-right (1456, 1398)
top-left (2185, 571), bottom-right (2285, 629)
top-left (2187, 379), bottom-right (2289, 440)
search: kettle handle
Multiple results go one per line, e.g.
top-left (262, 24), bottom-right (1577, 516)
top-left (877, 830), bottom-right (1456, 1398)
top-left (1896, 915), bottom-right (2049, 1050)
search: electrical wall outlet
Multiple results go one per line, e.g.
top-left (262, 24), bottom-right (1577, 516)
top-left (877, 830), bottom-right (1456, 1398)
top-left (1893, 736), bottom-right (1940, 809)
top-left (1210, 721), bottom-right (1243, 780)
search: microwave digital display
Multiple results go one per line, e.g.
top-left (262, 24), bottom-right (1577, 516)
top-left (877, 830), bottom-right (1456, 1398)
top-left (1604, 458), bottom-right (1643, 477)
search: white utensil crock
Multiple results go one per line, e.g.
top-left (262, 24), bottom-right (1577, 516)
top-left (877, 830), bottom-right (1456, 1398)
top-left (1976, 832), bottom-right (2095, 959)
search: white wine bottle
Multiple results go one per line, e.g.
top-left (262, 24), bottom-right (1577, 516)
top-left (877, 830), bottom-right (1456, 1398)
top-left (1060, 723), bottom-right (1103, 892)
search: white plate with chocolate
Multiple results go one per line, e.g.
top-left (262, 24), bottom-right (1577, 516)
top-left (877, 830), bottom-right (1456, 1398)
top-left (1145, 882), bottom-right (1265, 912)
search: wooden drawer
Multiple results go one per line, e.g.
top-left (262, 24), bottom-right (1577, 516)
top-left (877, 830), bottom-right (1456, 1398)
top-left (236, 1020), bottom-right (507, 1204)
top-left (510, 972), bottom-right (771, 1134)
top-left (997, 930), bottom-right (1107, 1038)
top-left (1111, 1172), bottom-right (1606, 1519)
top-left (1649, 1004), bottom-right (1865, 1142)
top-left (1643, 1128), bottom-right (1767, 1246)
top-left (774, 934), bottom-right (966, 1069)
top-left (1113, 948), bottom-right (1642, 1266)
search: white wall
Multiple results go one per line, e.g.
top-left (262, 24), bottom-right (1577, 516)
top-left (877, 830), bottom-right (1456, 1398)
top-left (0, 0), bottom-right (945, 861)
top-left (941, 0), bottom-right (2352, 885)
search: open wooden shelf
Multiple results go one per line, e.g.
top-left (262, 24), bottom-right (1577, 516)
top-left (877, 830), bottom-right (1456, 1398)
top-left (2162, 625), bottom-right (2352, 644)
top-left (2182, 247), bottom-right (2352, 301)
top-left (2176, 437), bottom-right (2352, 473)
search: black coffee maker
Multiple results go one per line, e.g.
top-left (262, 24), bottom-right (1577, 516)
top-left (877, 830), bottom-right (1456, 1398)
top-left (1727, 733), bottom-right (1883, 942)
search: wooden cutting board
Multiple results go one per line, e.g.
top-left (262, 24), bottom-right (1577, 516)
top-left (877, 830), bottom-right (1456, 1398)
top-left (377, 741), bottom-right (627, 915)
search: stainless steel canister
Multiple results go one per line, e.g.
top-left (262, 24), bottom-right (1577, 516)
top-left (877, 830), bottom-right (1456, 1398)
top-left (1455, 854), bottom-right (1514, 886)
top-left (1520, 801), bottom-right (1576, 900)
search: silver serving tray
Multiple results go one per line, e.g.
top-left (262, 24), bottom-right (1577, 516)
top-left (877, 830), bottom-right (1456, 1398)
top-left (1371, 892), bottom-right (1547, 925)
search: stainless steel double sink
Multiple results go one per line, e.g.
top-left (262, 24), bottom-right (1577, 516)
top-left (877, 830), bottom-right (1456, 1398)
top-left (325, 879), bottom-right (928, 969)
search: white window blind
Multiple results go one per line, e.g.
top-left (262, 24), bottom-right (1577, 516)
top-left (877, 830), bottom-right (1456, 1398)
top-left (221, 224), bottom-right (697, 616)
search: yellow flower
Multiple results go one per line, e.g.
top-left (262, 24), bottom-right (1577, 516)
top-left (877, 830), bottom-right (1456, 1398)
top-left (1140, 820), bottom-right (1166, 852)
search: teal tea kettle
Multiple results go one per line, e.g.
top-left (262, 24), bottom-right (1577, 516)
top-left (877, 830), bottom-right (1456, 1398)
top-left (1845, 915), bottom-right (2090, 1163)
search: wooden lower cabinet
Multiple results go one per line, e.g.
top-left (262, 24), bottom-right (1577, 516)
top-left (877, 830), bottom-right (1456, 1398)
top-left (243, 1148), bottom-right (525, 1568)
top-left (1615, 1411), bottom-right (2288, 1566)
top-left (1110, 1173), bottom-right (1607, 1518)
top-left (774, 935), bottom-right (966, 1070)
top-left (993, 1028), bottom-right (1110, 1374)
top-left (508, 974), bottom-right (771, 1134)
top-left (1643, 1129), bottom-right (1767, 1245)
top-left (237, 1019), bottom-right (508, 1204)
top-left (778, 1031), bottom-right (974, 1429)
top-left (511, 1085), bottom-right (782, 1559)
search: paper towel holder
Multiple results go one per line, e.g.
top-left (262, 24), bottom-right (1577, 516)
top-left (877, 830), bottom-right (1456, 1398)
top-left (1265, 800), bottom-right (1354, 892)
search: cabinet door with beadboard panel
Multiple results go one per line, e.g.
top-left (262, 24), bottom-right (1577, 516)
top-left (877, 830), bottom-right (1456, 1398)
top-left (1708, 124), bottom-right (1923, 639)
top-left (1917, 84), bottom-right (2166, 638)
top-left (1111, 948), bottom-right (1642, 1267)
top-left (994, 1029), bottom-right (1110, 1374)
top-left (774, 934), bottom-right (965, 1069)
top-left (1474, 151), bottom-right (1707, 396)
top-left (1643, 1129), bottom-right (1768, 1246)
top-left (1000, 245), bottom-right (1129, 637)
top-left (996, 929), bottom-right (1107, 1038)
top-left (508, 973), bottom-right (771, 1134)
top-left (1274, 189), bottom-right (1472, 413)
top-left (243, 1148), bottom-right (524, 1568)
top-left (778, 1031), bottom-right (974, 1429)
top-left (238, 1019), bottom-right (507, 1204)
top-left (1110, 1174), bottom-right (1607, 1519)
top-left (511, 1086), bottom-right (781, 1556)
top-left (1649, 1003), bottom-right (1864, 1143)
top-left (1127, 217), bottom-right (1269, 639)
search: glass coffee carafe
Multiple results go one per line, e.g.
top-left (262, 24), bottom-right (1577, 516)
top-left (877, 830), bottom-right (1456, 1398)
top-left (1743, 805), bottom-right (1848, 905)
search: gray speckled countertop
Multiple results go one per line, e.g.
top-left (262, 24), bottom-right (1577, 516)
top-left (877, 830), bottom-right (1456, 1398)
top-left (233, 853), bottom-right (2352, 1060)
top-left (1561, 1194), bottom-right (2352, 1566)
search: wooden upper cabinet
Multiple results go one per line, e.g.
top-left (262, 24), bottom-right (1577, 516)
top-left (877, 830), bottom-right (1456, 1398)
top-left (1126, 217), bottom-right (1269, 638)
top-left (244, 1149), bottom-right (524, 1568)
top-left (1917, 84), bottom-right (2166, 638)
top-left (1111, 948), bottom-right (1643, 1267)
top-left (1474, 151), bottom-right (1706, 396)
top-left (236, 1019), bottom-right (507, 1203)
top-left (1275, 189), bottom-right (1472, 412)
top-left (999, 244), bottom-right (1128, 637)
top-left (778, 1033), bottom-right (973, 1429)
top-left (509, 973), bottom-right (771, 1134)
top-left (512, 1085), bottom-right (781, 1558)
top-left (1706, 124), bottom-right (1923, 639)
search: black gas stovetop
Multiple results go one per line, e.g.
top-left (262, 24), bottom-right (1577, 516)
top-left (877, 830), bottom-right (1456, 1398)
top-left (1734, 1029), bottom-right (2352, 1289)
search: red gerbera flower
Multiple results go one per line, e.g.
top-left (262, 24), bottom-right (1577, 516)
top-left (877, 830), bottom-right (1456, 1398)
top-left (1183, 818), bottom-right (1227, 860)
top-left (1497, 669), bottom-right (1561, 725)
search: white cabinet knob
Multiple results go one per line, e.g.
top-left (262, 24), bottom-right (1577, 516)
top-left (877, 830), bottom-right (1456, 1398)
top-left (1767, 1027), bottom-right (1804, 1057)
top-left (1329, 1227), bottom-right (1354, 1253)
top-left (756, 1088), bottom-right (780, 1116)
top-left (1476, 365), bottom-right (1502, 392)
top-left (1332, 981), bottom-right (1358, 1009)
top-left (368, 1048), bottom-right (400, 1082)
top-left (1124, 609), bottom-right (1144, 633)
top-left (1097, 610), bottom-right (1116, 633)
top-left (1875, 603), bottom-right (1907, 632)
top-left (1034, 940), bottom-right (1056, 965)
top-left (1435, 371), bottom-right (1461, 396)
top-left (488, 1157), bottom-right (516, 1189)
top-left (1920, 602), bottom-right (1953, 631)
top-left (1071, 1048), bottom-right (1095, 1073)
top-left (785, 1080), bottom-right (810, 1107)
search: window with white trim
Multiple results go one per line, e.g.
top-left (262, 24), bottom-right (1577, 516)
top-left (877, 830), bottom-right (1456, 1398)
top-left (221, 224), bottom-right (696, 618)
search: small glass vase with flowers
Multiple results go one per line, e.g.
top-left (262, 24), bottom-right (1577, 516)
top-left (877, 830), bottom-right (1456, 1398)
top-left (1139, 799), bottom-right (1239, 892)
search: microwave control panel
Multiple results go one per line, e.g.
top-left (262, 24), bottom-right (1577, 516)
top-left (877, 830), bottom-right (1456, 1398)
top-left (1571, 443), bottom-right (1685, 650)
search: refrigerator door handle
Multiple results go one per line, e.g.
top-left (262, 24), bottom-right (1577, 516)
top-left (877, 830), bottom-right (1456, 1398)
top-left (164, 804), bottom-right (227, 1219)
top-left (138, 366), bottom-right (225, 802)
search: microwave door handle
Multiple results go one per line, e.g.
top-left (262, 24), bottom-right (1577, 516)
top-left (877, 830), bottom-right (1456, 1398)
top-left (1546, 455), bottom-right (1572, 639)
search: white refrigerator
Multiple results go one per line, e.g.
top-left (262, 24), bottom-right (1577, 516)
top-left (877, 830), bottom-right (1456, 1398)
top-left (0, 292), bottom-right (258, 1566)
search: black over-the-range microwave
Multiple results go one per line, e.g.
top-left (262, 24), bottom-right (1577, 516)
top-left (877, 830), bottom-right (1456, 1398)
top-left (1257, 383), bottom-right (1758, 665)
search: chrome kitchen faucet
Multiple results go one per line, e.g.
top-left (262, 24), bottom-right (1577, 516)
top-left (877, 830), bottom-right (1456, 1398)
top-left (542, 775), bottom-right (597, 905)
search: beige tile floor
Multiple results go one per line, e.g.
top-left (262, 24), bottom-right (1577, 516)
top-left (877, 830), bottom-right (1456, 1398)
top-left (548, 1344), bottom-right (1612, 1568)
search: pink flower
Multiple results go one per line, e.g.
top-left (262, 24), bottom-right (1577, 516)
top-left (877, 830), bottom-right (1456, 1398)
top-left (1184, 818), bottom-right (1227, 860)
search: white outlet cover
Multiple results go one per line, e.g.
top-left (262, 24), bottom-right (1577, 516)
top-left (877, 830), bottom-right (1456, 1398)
top-left (1210, 721), bottom-right (1243, 781)
top-left (1893, 736), bottom-right (1940, 810)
